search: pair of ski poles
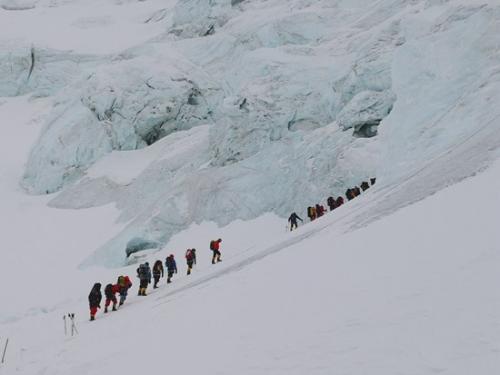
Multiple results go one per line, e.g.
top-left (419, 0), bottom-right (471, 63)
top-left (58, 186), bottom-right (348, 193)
top-left (63, 313), bottom-right (78, 336)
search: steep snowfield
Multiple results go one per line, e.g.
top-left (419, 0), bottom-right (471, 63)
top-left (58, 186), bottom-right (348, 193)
top-left (2, 157), bottom-right (499, 374)
top-left (1, 0), bottom-right (500, 373)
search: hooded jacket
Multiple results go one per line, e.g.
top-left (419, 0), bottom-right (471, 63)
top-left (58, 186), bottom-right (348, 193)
top-left (88, 283), bottom-right (102, 308)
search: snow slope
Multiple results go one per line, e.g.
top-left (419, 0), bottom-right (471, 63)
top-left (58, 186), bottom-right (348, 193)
top-left (2, 154), bottom-right (499, 374)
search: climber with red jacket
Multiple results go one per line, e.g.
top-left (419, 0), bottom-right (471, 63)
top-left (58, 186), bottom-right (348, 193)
top-left (104, 283), bottom-right (120, 313)
top-left (210, 238), bottom-right (222, 264)
top-left (185, 248), bottom-right (197, 275)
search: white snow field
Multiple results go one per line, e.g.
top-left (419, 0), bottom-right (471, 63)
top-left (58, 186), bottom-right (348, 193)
top-left (0, 0), bottom-right (500, 373)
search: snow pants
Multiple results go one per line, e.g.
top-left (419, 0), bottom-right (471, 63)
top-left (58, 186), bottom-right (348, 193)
top-left (119, 290), bottom-right (128, 305)
top-left (105, 295), bottom-right (117, 307)
top-left (212, 250), bottom-right (221, 264)
top-left (167, 270), bottom-right (176, 283)
top-left (186, 260), bottom-right (194, 274)
top-left (153, 276), bottom-right (160, 288)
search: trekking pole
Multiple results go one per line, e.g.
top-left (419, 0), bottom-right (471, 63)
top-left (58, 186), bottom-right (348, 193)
top-left (63, 315), bottom-right (67, 336)
top-left (71, 314), bottom-right (78, 336)
top-left (1, 338), bottom-right (8, 364)
top-left (69, 313), bottom-right (78, 336)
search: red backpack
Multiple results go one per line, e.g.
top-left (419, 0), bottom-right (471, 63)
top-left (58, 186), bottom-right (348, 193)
top-left (186, 249), bottom-right (193, 260)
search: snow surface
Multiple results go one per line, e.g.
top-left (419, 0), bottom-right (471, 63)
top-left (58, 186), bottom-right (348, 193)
top-left (1, 0), bottom-right (500, 373)
top-left (2, 150), bottom-right (500, 374)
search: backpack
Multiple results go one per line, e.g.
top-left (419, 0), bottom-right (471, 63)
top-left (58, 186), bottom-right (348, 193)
top-left (138, 264), bottom-right (147, 277)
top-left (104, 283), bottom-right (113, 296)
top-left (186, 249), bottom-right (193, 260)
top-left (165, 257), bottom-right (176, 270)
top-left (117, 276), bottom-right (125, 287)
top-left (123, 276), bottom-right (132, 288)
top-left (210, 241), bottom-right (216, 250)
top-left (153, 261), bottom-right (162, 272)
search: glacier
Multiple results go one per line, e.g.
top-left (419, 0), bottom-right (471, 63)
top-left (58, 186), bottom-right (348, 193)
top-left (2, 0), bottom-right (500, 270)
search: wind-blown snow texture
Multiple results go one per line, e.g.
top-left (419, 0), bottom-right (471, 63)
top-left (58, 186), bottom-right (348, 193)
top-left (3, 0), bottom-right (499, 267)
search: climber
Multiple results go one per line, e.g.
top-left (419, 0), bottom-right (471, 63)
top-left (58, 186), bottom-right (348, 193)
top-left (288, 212), bottom-right (303, 231)
top-left (353, 186), bottom-right (361, 197)
top-left (117, 275), bottom-right (132, 306)
top-left (152, 260), bottom-right (164, 289)
top-left (210, 238), bottom-right (222, 264)
top-left (360, 181), bottom-right (370, 191)
top-left (104, 283), bottom-right (119, 313)
top-left (88, 283), bottom-right (102, 321)
top-left (137, 262), bottom-right (152, 296)
top-left (316, 204), bottom-right (325, 218)
top-left (336, 196), bottom-right (344, 207)
top-left (307, 206), bottom-right (314, 221)
top-left (185, 248), bottom-right (197, 275)
top-left (345, 188), bottom-right (355, 201)
top-left (307, 206), bottom-right (317, 221)
top-left (165, 255), bottom-right (178, 283)
top-left (327, 196), bottom-right (337, 211)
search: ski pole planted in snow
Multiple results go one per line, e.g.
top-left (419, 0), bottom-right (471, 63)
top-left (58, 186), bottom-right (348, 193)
top-left (69, 313), bottom-right (78, 336)
top-left (1, 338), bottom-right (8, 364)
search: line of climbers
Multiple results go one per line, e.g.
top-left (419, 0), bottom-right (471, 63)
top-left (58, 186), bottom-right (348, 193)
top-left (88, 239), bottom-right (223, 321)
top-left (288, 178), bottom-right (376, 230)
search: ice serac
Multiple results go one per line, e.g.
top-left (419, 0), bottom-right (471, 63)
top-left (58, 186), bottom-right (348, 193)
top-left (337, 90), bottom-right (396, 137)
top-left (0, 44), bottom-right (100, 97)
top-left (171, 0), bottom-right (235, 38)
top-left (22, 101), bottom-right (112, 194)
top-left (22, 52), bottom-right (221, 194)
